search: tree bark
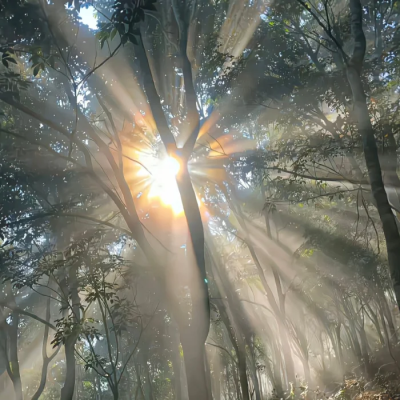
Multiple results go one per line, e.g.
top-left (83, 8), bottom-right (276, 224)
top-left (213, 351), bottom-right (221, 400)
top-left (61, 265), bottom-right (81, 400)
top-left (170, 325), bottom-right (183, 400)
top-left (180, 334), bottom-right (209, 400)
top-left (381, 126), bottom-right (400, 222)
top-left (9, 312), bottom-right (23, 400)
top-left (32, 296), bottom-right (60, 400)
top-left (136, 16), bottom-right (212, 396)
top-left (207, 248), bottom-right (251, 400)
top-left (2, 286), bottom-right (23, 400)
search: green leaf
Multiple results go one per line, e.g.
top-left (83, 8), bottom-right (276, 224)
top-left (3, 52), bottom-right (17, 65)
top-left (117, 23), bottom-right (125, 36)
top-left (33, 64), bottom-right (40, 77)
top-left (83, 381), bottom-right (93, 389)
top-left (110, 28), bottom-right (118, 41)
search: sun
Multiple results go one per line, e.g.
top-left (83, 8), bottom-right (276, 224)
top-left (148, 156), bottom-right (184, 215)
top-left (163, 156), bottom-right (180, 176)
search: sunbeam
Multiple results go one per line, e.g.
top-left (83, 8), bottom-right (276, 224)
top-left (148, 156), bottom-right (183, 215)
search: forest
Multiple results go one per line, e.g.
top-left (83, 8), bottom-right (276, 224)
top-left (1, 0), bottom-right (400, 399)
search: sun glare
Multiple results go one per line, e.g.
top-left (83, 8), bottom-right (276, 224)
top-left (164, 156), bottom-right (181, 176)
top-left (148, 157), bottom-right (184, 215)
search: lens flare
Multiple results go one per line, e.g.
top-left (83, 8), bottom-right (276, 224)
top-left (148, 156), bottom-right (183, 215)
top-left (164, 156), bottom-right (180, 176)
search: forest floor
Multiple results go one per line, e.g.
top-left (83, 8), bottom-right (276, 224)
top-left (293, 346), bottom-right (400, 400)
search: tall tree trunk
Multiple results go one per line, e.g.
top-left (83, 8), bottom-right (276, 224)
top-left (225, 365), bottom-right (232, 400)
top-left (335, 323), bottom-right (344, 372)
top-left (231, 363), bottom-right (242, 400)
top-left (346, 0), bottom-right (400, 309)
top-left (246, 336), bottom-right (262, 400)
top-left (381, 127), bottom-right (400, 217)
top-left (237, 337), bottom-right (251, 400)
top-left (137, 28), bottom-right (210, 400)
top-left (206, 243), bottom-right (251, 400)
top-left (61, 336), bottom-right (76, 400)
top-left (2, 286), bottom-right (23, 400)
top-left (346, 320), bottom-right (363, 367)
top-left (144, 362), bottom-right (153, 400)
top-left (32, 296), bottom-right (60, 400)
top-left (180, 335), bottom-right (209, 400)
top-left (135, 365), bottom-right (146, 400)
top-left (177, 167), bottom-right (210, 400)
top-left (365, 303), bottom-right (385, 345)
top-left (379, 304), bottom-right (393, 361)
top-left (204, 350), bottom-right (213, 400)
top-left (357, 323), bottom-right (372, 379)
top-left (9, 311), bottom-right (23, 400)
top-left (61, 265), bottom-right (81, 400)
top-left (272, 340), bottom-right (284, 398)
top-left (213, 352), bottom-right (221, 400)
top-left (137, 335), bottom-right (153, 400)
top-left (380, 292), bottom-right (397, 342)
top-left (170, 325), bottom-right (183, 400)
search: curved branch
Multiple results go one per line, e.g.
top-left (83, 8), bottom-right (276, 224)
top-left (0, 302), bottom-right (56, 331)
top-left (206, 342), bottom-right (238, 365)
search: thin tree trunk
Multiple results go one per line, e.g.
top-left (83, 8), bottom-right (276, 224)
top-left (380, 292), bottom-right (397, 342)
top-left (9, 311), bottom-right (23, 400)
top-left (32, 296), bottom-right (60, 400)
top-left (348, 317), bottom-right (363, 366)
top-left (358, 323), bottom-right (372, 379)
top-left (135, 365), bottom-right (145, 400)
top-left (2, 285), bottom-right (23, 400)
top-left (246, 340), bottom-right (261, 400)
top-left (225, 365), bottom-right (232, 400)
top-left (379, 305), bottom-right (393, 360)
top-left (207, 246), bottom-right (251, 400)
top-left (237, 342), bottom-right (251, 399)
top-left (213, 352), bottom-right (221, 400)
top-left (144, 362), bottom-right (153, 400)
top-left (231, 363), bottom-right (242, 400)
top-left (272, 340), bottom-right (284, 398)
top-left (335, 323), bottom-right (344, 372)
top-left (170, 326), bottom-right (183, 400)
top-left (204, 350), bottom-right (213, 400)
